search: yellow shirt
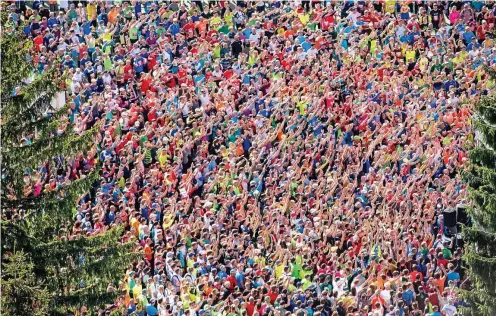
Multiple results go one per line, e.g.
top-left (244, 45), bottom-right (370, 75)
top-left (370, 40), bottom-right (379, 55)
top-left (163, 213), bottom-right (175, 229)
top-left (298, 13), bottom-right (310, 25)
top-left (158, 152), bottom-right (168, 168)
top-left (224, 13), bottom-right (233, 26)
top-left (297, 100), bottom-right (307, 115)
top-left (385, 0), bottom-right (396, 13)
top-left (87, 3), bottom-right (97, 20)
top-left (210, 16), bottom-right (222, 27)
top-left (102, 32), bottom-right (112, 42)
top-left (275, 263), bottom-right (284, 278)
top-left (419, 57), bottom-right (429, 72)
top-left (405, 50), bottom-right (416, 63)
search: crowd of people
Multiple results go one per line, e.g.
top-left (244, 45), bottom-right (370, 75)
top-left (8, 0), bottom-right (496, 315)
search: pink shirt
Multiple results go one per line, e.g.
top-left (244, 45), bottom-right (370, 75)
top-left (449, 11), bottom-right (460, 25)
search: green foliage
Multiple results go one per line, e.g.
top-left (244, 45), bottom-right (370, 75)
top-left (1, 251), bottom-right (51, 316)
top-left (0, 15), bottom-right (138, 314)
top-left (475, 95), bottom-right (496, 126)
top-left (462, 93), bottom-right (496, 315)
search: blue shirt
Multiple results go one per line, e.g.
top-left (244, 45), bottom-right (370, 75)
top-left (444, 80), bottom-right (458, 91)
top-left (98, 13), bottom-right (108, 26)
top-left (47, 17), bottom-right (58, 28)
top-left (402, 290), bottom-right (414, 305)
top-left (235, 272), bottom-right (245, 288)
top-left (463, 31), bottom-right (476, 44)
top-left (217, 271), bottom-right (228, 279)
top-left (169, 23), bottom-right (180, 37)
top-left (447, 271), bottom-right (460, 282)
top-left (301, 41), bottom-right (312, 52)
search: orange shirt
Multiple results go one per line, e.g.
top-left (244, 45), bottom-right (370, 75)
top-left (376, 277), bottom-right (386, 290)
top-left (144, 244), bottom-right (153, 261)
top-left (435, 276), bottom-right (447, 293)
top-left (315, 36), bottom-right (325, 49)
top-left (236, 144), bottom-right (244, 156)
top-left (108, 8), bottom-right (120, 24)
top-left (284, 29), bottom-right (295, 38)
top-left (371, 296), bottom-right (385, 308)
top-left (203, 286), bottom-right (213, 296)
top-left (195, 21), bottom-right (208, 35)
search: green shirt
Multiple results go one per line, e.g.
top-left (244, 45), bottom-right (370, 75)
top-left (104, 57), bottom-right (113, 71)
top-left (442, 248), bottom-right (452, 259)
top-left (123, 7), bottom-right (134, 18)
top-left (218, 25), bottom-right (229, 35)
top-left (130, 26), bottom-right (139, 40)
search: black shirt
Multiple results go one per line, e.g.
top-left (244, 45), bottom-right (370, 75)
top-left (231, 40), bottom-right (243, 57)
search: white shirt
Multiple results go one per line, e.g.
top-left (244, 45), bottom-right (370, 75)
top-left (59, 0), bottom-right (69, 9)
top-left (442, 304), bottom-right (457, 316)
top-left (249, 32), bottom-right (260, 44)
top-left (103, 74), bottom-right (112, 85)
top-left (199, 92), bottom-right (210, 106)
top-left (73, 71), bottom-right (83, 83)
top-left (380, 289), bottom-right (392, 306)
top-left (180, 102), bottom-right (190, 116)
top-left (162, 51), bottom-right (172, 63)
top-left (348, 11), bottom-right (361, 24)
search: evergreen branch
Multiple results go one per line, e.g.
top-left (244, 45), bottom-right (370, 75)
top-left (3, 126), bottom-right (98, 187)
top-left (0, 31), bottom-right (31, 99)
top-left (51, 286), bottom-right (117, 315)
top-left (468, 147), bottom-right (496, 169)
top-left (1, 23), bottom-right (135, 314)
top-left (461, 288), bottom-right (496, 316)
top-left (463, 225), bottom-right (496, 257)
top-left (1, 220), bottom-right (36, 254)
top-left (464, 91), bottom-right (496, 316)
top-left (465, 164), bottom-right (496, 189)
top-left (1, 104), bottom-right (70, 145)
top-left (475, 96), bottom-right (496, 125)
top-left (3, 168), bottom-right (100, 211)
top-left (57, 247), bottom-right (138, 290)
top-left (464, 252), bottom-right (496, 292)
top-left (34, 226), bottom-right (126, 258)
top-left (2, 67), bottom-right (60, 121)
top-left (473, 118), bottom-right (496, 151)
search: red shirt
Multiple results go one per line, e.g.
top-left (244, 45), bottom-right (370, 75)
top-left (263, 21), bottom-right (275, 30)
top-left (246, 302), bottom-right (255, 316)
top-left (477, 24), bottom-right (489, 40)
top-left (163, 74), bottom-right (176, 88)
top-left (123, 64), bottom-right (133, 80)
top-left (183, 22), bottom-right (196, 38)
top-left (78, 44), bottom-right (88, 59)
top-left (147, 52), bottom-right (157, 71)
top-left (140, 75), bottom-right (152, 93)
top-left (437, 257), bottom-right (448, 268)
top-left (147, 108), bottom-right (157, 122)
top-left (428, 292), bottom-right (440, 307)
top-left (33, 35), bottom-right (43, 51)
top-left (321, 14), bottom-right (334, 30)
top-left (409, 271), bottom-right (423, 282)
top-left (268, 291), bottom-right (278, 304)
top-left (177, 69), bottom-right (187, 85)
top-left (226, 275), bottom-right (236, 290)
top-left (371, 296), bottom-right (386, 308)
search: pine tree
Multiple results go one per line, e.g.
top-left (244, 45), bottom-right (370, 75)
top-left (462, 67), bottom-right (496, 315)
top-left (1, 12), bottom-right (139, 314)
top-left (1, 251), bottom-right (51, 316)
